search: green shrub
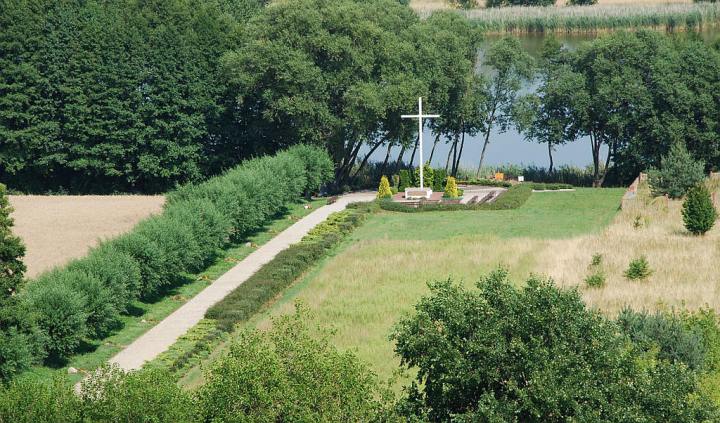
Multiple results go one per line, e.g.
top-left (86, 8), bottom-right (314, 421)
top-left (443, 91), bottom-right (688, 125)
top-left (199, 306), bottom-right (387, 422)
top-left (531, 182), bottom-right (573, 190)
top-left (625, 256), bottom-right (652, 280)
top-left (35, 270), bottom-right (120, 339)
top-left (391, 269), bottom-right (719, 421)
top-left (0, 328), bottom-right (37, 383)
top-left (112, 231), bottom-right (179, 300)
top-left (0, 183), bottom-right (26, 305)
top-left (585, 271), bottom-right (606, 288)
top-left (0, 376), bottom-right (81, 423)
top-left (285, 144), bottom-right (334, 195)
top-left (591, 253), bottom-right (603, 267)
top-left (398, 169), bottom-right (412, 191)
top-left (80, 366), bottom-right (196, 422)
top-left (67, 245), bottom-right (142, 313)
top-left (459, 178), bottom-right (512, 188)
top-left (433, 168), bottom-right (447, 192)
top-left (377, 176), bottom-right (393, 199)
top-left (413, 163), bottom-right (434, 189)
top-left (391, 174), bottom-right (400, 190)
top-left (682, 183), bottom-right (717, 235)
top-left (444, 176), bottom-right (459, 198)
top-left (617, 309), bottom-right (707, 371)
top-left (648, 142), bottom-right (705, 199)
top-left (24, 281), bottom-right (88, 361)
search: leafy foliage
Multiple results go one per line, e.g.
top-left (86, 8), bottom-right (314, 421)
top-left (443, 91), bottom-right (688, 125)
top-left (199, 306), bottom-right (388, 422)
top-left (391, 269), bottom-right (719, 421)
top-left (682, 183), bottom-right (717, 235)
top-left (648, 142), bottom-right (706, 199)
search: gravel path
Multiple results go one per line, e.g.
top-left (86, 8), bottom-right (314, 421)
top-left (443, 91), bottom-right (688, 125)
top-left (108, 192), bottom-right (375, 371)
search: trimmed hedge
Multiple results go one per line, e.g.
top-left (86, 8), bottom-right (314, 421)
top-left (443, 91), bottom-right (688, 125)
top-left (13, 145), bottom-right (333, 366)
top-left (531, 183), bottom-right (574, 191)
top-left (378, 184), bottom-right (532, 213)
top-left (206, 202), bottom-right (375, 332)
top-left (458, 178), bottom-right (512, 188)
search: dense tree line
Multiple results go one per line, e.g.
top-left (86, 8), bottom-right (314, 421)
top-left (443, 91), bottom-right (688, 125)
top-left (522, 31), bottom-right (720, 186)
top-left (0, 0), bottom-right (265, 193)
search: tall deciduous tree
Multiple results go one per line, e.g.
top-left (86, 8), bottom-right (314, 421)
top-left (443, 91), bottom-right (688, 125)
top-left (475, 37), bottom-right (534, 178)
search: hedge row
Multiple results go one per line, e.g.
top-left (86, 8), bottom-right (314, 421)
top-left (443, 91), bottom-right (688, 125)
top-left (378, 184), bottom-right (533, 213)
top-left (531, 183), bottom-right (574, 191)
top-left (457, 178), bottom-right (513, 188)
top-left (206, 202), bottom-right (375, 332)
top-left (14, 145), bottom-right (333, 365)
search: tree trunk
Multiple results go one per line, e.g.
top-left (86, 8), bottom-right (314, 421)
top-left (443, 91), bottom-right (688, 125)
top-left (379, 143), bottom-right (393, 176)
top-left (476, 129), bottom-right (492, 179)
top-left (548, 142), bottom-right (554, 173)
top-left (408, 137), bottom-right (419, 168)
top-left (590, 132), bottom-right (602, 187)
top-left (395, 144), bottom-right (406, 168)
top-left (352, 141), bottom-right (384, 178)
top-left (453, 130), bottom-right (466, 177)
top-left (445, 138), bottom-right (456, 173)
top-left (428, 133), bottom-right (441, 165)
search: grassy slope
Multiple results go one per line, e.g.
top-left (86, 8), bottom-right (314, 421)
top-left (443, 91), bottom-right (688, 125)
top-left (181, 188), bottom-right (623, 387)
top-left (20, 198), bottom-right (325, 385)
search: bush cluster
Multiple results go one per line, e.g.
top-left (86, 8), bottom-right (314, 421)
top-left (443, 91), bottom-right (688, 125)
top-left (391, 269), bottom-right (720, 421)
top-left (206, 202), bottom-right (374, 332)
top-left (379, 184), bottom-right (533, 213)
top-left (1, 146), bottom-right (333, 376)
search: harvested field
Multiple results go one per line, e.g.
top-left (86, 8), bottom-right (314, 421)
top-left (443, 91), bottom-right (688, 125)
top-left (9, 195), bottom-right (165, 278)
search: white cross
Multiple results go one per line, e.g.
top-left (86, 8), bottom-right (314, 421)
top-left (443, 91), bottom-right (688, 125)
top-left (401, 97), bottom-right (439, 189)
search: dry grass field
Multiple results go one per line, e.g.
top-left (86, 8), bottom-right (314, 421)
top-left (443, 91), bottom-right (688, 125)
top-left (9, 195), bottom-right (164, 278)
top-left (542, 180), bottom-right (720, 314)
top-left (410, 0), bottom-right (691, 11)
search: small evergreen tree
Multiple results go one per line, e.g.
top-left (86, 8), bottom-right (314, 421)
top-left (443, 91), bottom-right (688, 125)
top-left (413, 164), bottom-right (434, 189)
top-left (377, 176), bottom-right (393, 199)
top-left (0, 184), bottom-right (25, 304)
top-left (682, 184), bottom-right (717, 235)
top-left (444, 177), bottom-right (459, 198)
top-left (398, 170), bottom-right (411, 191)
top-left (625, 256), bottom-right (652, 281)
top-left (648, 142), bottom-right (705, 199)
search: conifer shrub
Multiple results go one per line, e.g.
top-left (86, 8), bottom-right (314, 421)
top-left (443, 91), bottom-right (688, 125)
top-left (444, 176), bottom-right (459, 198)
top-left (391, 174), bottom-right (400, 190)
top-left (377, 176), bottom-right (393, 199)
top-left (0, 183), bottom-right (25, 304)
top-left (625, 256), bottom-right (652, 280)
top-left (682, 183), bottom-right (717, 235)
top-left (648, 142), bottom-right (705, 199)
top-left (584, 271), bottom-right (606, 288)
top-left (433, 169), bottom-right (447, 192)
top-left (413, 164), bottom-right (434, 189)
top-left (398, 170), bottom-right (411, 191)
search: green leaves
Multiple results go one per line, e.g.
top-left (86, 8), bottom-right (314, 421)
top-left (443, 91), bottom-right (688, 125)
top-left (682, 183), bottom-right (717, 235)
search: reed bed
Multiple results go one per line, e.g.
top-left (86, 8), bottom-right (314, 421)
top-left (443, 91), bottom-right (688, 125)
top-left (418, 3), bottom-right (720, 33)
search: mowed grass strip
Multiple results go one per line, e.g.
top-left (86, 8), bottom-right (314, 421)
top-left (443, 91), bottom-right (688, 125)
top-left (18, 199), bottom-right (325, 385)
top-left (358, 187), bottom-right (623, 241)
top-left (182, 188), bottom-right (623, 387)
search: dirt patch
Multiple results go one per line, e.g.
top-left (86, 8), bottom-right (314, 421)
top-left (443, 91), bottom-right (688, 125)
top-left (9, 195), bottom-right (165, 278)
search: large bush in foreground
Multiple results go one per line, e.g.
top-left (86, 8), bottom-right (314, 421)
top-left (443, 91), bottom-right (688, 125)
top-left (392, 269), bottom-right (719, 421)
top-left (682, 183), bottom-right (717, 235)
top-left (199, 305), bottom-right (388, 422)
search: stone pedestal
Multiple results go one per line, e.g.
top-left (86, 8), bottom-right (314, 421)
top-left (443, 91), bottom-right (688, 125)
top-left (405, 187), bottom-right (433, 200)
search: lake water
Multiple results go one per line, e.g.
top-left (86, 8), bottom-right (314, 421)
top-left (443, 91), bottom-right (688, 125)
top-left (362, 29), bottom-right (720, 171)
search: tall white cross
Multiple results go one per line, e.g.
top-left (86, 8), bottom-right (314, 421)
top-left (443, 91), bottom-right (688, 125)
top-left (401, 97), bottom-right (439, 189)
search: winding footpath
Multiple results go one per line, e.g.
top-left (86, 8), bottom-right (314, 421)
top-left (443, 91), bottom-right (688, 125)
top-left (109, 192), bottom-right (376, 371)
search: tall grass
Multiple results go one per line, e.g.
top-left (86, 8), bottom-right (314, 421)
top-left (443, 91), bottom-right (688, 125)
top-left (419, 3), bottom-right (720, 33)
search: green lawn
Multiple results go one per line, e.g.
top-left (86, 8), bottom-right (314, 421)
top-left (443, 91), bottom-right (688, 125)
top-left (180, 188), bottom-right (624, 388)
top-left (20, 198), bottom-right (325, 385)
top-left (355, 188), bottom-right (624, 240)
